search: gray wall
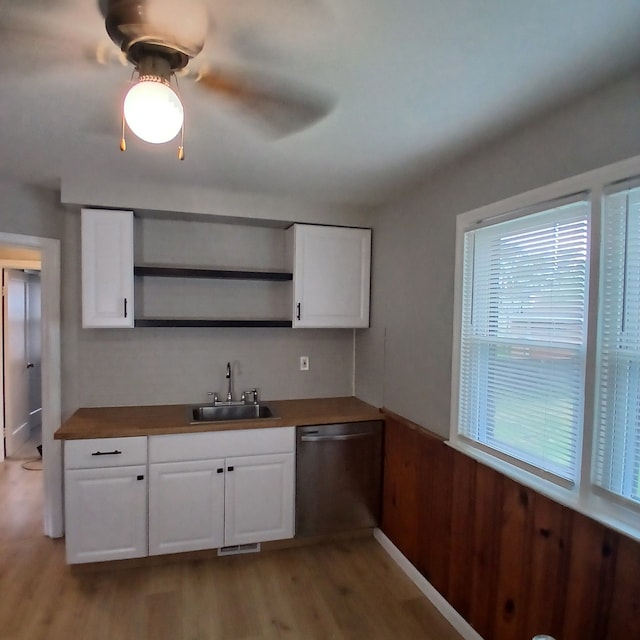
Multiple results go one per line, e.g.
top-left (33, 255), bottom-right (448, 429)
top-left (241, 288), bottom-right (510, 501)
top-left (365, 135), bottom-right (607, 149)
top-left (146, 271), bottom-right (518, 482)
top-left (357, 70), bottom-right (640, 436)
top-left (0, 181), bottom-right (64, 240)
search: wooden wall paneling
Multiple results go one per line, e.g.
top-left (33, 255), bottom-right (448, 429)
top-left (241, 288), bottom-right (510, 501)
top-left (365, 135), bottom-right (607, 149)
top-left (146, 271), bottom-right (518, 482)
top-left (380, 410), bottom-right (640, 640)
top-left (416, 434), bottom-right (453, 597)
top-left (468, 462), bottom-right (504, 639)
top-left (492, 478), bottom-right (534, 640)
top-left (522, 493), bottom-right (571, 640)
top-left (381, 417), bottom-right (421, 565)
top-left (447, 452), bottom-right (477, 620)
top-left (560, 512), bottom-right (616, 640)
top-left (606, 531), bottom-right (640, 639)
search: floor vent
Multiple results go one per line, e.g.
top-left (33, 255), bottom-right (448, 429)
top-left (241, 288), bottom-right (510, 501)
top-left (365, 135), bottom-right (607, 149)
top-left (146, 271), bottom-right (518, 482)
top-left (218, 543), bottom-right (261, 556)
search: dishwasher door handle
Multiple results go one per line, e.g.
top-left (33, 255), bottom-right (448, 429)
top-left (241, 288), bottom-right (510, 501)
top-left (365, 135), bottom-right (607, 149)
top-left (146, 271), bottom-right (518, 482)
top-left (300, 432), bottom-right (374, 442)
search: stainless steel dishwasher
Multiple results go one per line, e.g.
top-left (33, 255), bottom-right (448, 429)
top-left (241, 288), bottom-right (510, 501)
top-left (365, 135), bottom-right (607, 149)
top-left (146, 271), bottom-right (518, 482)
top-left (296, 421), bottom-right (383, 536)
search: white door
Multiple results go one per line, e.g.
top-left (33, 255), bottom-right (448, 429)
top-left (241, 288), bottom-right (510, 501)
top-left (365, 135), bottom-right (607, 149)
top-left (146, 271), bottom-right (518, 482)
top-left (292, 225), bottom-right (371, 328)
top-left (224, 452), bottom-right (295, 546)
top-left (148, 458), bottom-right (226, 556)
top-left (26, 272), bottom-right (42, 432)
top-left (64, 465), bottom-right (148, 564)
top-left (3, 269), bottom-right (30, 458)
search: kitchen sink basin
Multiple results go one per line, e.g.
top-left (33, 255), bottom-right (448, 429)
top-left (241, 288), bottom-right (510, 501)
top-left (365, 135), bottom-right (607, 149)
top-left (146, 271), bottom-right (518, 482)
top-left (188, 403), bottom-right (278, 424)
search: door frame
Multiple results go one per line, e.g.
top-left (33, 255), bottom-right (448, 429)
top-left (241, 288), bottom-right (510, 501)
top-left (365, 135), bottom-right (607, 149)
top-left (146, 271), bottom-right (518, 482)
top-left (0, 232), bottom-right (61, 538)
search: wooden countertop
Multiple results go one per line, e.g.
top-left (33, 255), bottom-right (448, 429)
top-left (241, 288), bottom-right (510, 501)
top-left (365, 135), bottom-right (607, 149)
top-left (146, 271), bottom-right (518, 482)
top-left (54, 397), bottom-right (383, 440)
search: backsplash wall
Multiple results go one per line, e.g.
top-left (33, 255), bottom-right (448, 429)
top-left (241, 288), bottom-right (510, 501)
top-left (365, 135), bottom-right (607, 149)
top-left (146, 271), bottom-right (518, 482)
top-left (62, 211), bottom-right (355, 414)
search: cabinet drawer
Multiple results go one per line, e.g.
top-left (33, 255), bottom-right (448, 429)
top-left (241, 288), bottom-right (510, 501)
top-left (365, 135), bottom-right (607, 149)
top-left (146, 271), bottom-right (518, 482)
top-left (149, 427), bottom-right (295, 463)
top-left (65, 437), bottom-right (148, 469)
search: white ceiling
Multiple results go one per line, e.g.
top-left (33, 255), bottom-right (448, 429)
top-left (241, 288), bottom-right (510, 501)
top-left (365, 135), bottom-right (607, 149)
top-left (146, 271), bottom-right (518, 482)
top-left (1, 0), bottom-right (640, 207)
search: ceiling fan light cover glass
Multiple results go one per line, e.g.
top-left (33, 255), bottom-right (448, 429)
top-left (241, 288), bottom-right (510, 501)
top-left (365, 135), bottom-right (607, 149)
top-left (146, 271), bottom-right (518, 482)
top-left (124, 76), bottom-right (184, 144)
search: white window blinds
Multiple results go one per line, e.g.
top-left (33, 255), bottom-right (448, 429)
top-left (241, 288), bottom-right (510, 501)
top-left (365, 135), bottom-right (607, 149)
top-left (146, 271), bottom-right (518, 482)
top-left (458, 201), bottom-right (590, 482)
top-left (594, 186), bottom-right (640, 504)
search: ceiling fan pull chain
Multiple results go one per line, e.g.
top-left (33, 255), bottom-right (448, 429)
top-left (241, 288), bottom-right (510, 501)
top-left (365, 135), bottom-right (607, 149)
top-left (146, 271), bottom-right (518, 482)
top-left (175, 73), bottom-right (185, 161)
top-left (120, 68), bottom-right (136, 152)
top-left (120, 114), bottom-right (127, 152)
top-left (178, 119), bottom-right (185, 160)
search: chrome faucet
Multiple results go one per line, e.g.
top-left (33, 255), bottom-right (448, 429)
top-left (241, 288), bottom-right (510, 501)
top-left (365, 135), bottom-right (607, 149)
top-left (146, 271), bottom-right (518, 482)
top-left (225, 361), bottom-right (233, 402)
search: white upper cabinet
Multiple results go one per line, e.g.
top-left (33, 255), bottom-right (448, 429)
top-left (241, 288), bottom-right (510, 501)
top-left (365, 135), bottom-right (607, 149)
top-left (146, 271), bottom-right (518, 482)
top-left (81, 208), bottom-right (134, 328)
top-left (288, 224), bottom-right (371, 328)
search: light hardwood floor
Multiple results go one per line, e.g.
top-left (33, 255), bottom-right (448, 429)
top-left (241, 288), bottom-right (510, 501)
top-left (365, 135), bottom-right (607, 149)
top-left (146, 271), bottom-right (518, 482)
top-left (0, 457), bottom-right (463, 640)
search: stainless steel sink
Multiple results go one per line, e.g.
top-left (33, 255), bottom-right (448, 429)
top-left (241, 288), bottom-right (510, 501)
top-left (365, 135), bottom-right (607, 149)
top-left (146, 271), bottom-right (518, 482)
top-left (188, 403), bottom-right (278, 424)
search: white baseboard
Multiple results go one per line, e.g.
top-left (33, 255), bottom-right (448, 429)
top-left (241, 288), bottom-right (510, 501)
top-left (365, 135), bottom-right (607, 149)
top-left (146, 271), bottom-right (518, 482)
top-left (374, 529), bottom-right (484, 640)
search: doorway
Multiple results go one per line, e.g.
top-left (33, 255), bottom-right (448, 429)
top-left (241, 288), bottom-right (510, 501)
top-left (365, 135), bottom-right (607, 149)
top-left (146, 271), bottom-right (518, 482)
top-left (1, 259), bottom-right (42, 462)
top-left (0, 233), bottom-right (61, 538)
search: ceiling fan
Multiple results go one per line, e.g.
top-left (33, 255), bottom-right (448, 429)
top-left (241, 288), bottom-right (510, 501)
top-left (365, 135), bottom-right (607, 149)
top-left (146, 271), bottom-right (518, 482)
top-left (1, 0), bottom-right (334, 156)
top-left (103, 0), bottom-right (334, 156)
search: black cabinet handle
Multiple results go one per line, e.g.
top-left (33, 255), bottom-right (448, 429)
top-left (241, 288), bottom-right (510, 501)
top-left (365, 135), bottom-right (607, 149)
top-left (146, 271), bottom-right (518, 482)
top-left (91, 450), bottom-right (122, 456)
top-left (296, 302), bottom-right (301, 320)
top-left (123, 298), bottom-right (128, 318)
top-left (217, 468), bottom-right (224, 474)
top-left (227, 466), bottom-right (234, 472)
top-left (137, 475), bottom-right (144, 481)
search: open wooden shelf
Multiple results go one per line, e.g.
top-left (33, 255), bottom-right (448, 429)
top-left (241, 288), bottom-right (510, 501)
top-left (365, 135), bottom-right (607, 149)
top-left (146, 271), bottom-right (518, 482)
top-left (134, 318), bottom-right (293, 328)
top-left (134, 264), bottom-right (293, 328)
top-left (134, 265), bottom-right (293, 281)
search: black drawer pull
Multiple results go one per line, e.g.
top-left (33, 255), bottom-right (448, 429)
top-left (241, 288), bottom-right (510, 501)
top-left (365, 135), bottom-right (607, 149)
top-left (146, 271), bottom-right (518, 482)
top-left (91, 450), bottom-right (122, 456)
top-left (217, 468), bottom-right (224, 474)
top-left (137, 475), bottom-right (144, 481)
top-left (227, 466), bottom-right (234, 472)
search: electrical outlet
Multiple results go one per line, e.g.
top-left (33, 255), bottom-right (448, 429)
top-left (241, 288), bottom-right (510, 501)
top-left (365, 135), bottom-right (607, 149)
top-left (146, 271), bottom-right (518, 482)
top-left (299, 356), bottom-right (310, 371)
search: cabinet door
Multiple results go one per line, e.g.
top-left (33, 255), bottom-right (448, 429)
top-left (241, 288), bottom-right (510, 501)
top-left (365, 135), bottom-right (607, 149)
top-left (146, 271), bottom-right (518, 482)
top-left (292, 224), bottom-right (371, 328)
top-left (81, 208), bottom-right (134, 328)
top-left (64, 465), bottom-right (147, 564)
top-left (224, 453), bottom-right (295, 546)
top-left (148, 459), bottom-right (225, 555)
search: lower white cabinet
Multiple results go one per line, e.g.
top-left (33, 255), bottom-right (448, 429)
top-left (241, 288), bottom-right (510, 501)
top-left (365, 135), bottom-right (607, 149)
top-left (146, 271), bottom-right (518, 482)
top-left (222, 452), bottom-right (295, 547)
top-left (64, 437), bottom-right (148, 564)
top-left (148, 427), bottom-right (295, 556)
top-left (64, 428), bottom-right (295, 563)
top-left (148, 458), bottom-right (225, 555)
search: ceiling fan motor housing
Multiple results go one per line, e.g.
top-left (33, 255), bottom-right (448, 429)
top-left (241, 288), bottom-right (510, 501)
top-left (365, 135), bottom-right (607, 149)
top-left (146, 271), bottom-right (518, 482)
top-left (105, 0), bottom-right (209, 71)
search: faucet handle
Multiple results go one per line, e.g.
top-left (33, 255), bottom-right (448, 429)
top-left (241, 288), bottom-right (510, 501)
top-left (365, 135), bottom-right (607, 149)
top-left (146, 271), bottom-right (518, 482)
top-left (243, 389), bottom-right (259, 405)
top-left (207, 392), bottom-right (219, 405)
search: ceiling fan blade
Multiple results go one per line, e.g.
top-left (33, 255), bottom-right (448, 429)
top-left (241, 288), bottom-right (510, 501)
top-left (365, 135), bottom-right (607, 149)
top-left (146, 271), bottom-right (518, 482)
top-left (0, 4), bottom-right (105, 71)
top-left (192, 66), bottom-right (334, 136)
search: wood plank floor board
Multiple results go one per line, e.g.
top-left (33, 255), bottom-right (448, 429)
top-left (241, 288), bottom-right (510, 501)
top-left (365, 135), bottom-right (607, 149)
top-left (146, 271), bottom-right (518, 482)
top-left (260, 549), bottom-right (343, 639)
top-left (1, 457), bottom-right (465, 640)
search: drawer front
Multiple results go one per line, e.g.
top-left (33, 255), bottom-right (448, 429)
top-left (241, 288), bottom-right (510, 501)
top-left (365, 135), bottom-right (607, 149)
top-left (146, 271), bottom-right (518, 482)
top-left (149, 427), bottom-right (295, 463)
top-left (65, 437), bottom-right (148, 469)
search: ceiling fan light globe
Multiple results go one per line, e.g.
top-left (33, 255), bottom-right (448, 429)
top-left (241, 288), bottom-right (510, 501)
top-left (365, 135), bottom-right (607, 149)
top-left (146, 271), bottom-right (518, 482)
top-left (124, 79), bottom-right (184, 144)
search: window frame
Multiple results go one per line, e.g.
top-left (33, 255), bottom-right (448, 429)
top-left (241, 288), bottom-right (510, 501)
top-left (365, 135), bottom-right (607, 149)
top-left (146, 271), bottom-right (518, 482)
top-left (449, 155), bottom-right (640, 543)
top-left (458, 198), bottom-right (591, 485)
